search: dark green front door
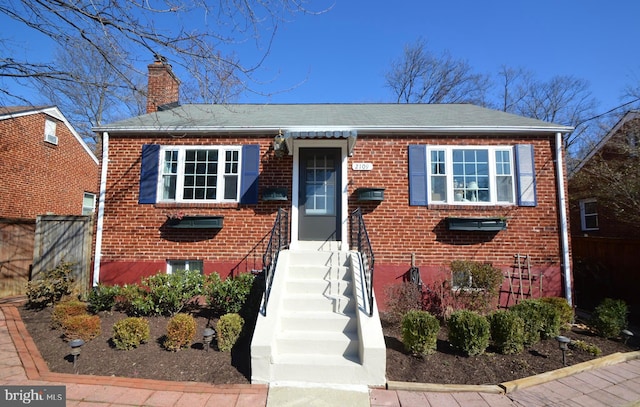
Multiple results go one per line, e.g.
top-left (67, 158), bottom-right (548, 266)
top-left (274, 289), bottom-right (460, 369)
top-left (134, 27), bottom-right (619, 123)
top-left (298, 148), bottom-right (341, 241)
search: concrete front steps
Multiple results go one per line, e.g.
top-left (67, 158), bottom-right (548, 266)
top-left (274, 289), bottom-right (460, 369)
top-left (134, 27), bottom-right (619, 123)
top-left (251, 242), bottom-right (386, 386)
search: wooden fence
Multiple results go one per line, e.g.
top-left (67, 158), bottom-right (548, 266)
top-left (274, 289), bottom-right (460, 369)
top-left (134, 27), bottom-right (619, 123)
top-left (0, 219), bottom-right (36, 297)
top-left (572, 235), bottom-right (640, 315)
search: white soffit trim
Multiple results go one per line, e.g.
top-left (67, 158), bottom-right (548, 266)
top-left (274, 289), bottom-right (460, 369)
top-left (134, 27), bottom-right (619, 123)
top-left (284, 130), bottom-right (357, 156)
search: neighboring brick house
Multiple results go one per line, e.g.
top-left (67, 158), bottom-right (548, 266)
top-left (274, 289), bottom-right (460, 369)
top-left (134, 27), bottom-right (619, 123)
top-left (0, 106), bottom-right (99, 218)
top-left (91, 60), bottom-right (575, 311)
top-left (0, 106), bottom-right (99, 296)
top-left (569, 110), bottom-right (640, 316)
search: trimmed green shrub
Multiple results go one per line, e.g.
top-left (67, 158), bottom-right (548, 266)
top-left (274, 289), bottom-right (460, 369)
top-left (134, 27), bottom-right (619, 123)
top-left (26, 261), bottom-right (75, 308)
top-left (590, 298), bottom-right (628, 338)
top-left (401, 310), bottom-right (440, 356)
top-left (217, 313), bottom-right (244, 352)
top-left (143, 270), bottom-right (204, 315)
top-left (570, 340), bottom-right (602, 356)
top-left (112, 317), bottom-right (150, 350)
top-left (51, 300), bottom-right (88, 329)
top-left (488, 310), bottom-right (525, 355)
top-left (510, 299), bottom-right (561, 345)
top-left (115, 284), bottom-right (154, 316)
top-left (164, 313), bottom-right (197, 351)
top-left (540, 296), bottom-right (574, 327)
top-left (61, 314), bottom-right (101, 342)
top-left (447, 310), bottom-right (490, 356)
top-left (87, 284), bottom-right (120, 313)
top-left (385, 282), bottom-right (423, 324)
top-left (205, 273), bottom-right (255, 315)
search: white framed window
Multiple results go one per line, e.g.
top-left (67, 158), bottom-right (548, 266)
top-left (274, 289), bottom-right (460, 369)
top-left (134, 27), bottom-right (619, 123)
top-left (158, 146), bottom-right (241, 203)
top-left (427, 146), bottom-right (515, 205)
top-left (82, 192), bottom-right (96, 215)
top-left (167, 260), bottom-right (203, 274)
top-left (579, 199), bottom-right (599, 231)
top-left (44, 119), bottom-right (58, 145)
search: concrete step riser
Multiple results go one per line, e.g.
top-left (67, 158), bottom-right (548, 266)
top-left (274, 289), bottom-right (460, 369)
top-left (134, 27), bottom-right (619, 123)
top-left (286, 280), bottom-right (353, 296)
top-left (287, 266), bottom-right (350, 281)
top-left (283, 296), bottom-right (355, 313)
top-left (280, 315), bottom-right (357, 332)
top-left (269, 363), bottom-right (379, 385)
top-left (276, 337), bottom-right (359, 356)
top-left (288, 252), bottom-right (349, 267)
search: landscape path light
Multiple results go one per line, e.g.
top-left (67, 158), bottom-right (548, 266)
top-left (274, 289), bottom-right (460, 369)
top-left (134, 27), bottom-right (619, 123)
top-left (69, 339), bottom-right (85, 372)
top-left (203, 328), bottom-right (215, 352)
top-left (621, 329), bottom-right (634, 345)
top-left (555, 335), bottom-right (570, 366)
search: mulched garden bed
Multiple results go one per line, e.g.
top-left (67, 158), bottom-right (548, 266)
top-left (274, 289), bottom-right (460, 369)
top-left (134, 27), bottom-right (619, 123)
top-left (18, 306), bottom-right (639, 385)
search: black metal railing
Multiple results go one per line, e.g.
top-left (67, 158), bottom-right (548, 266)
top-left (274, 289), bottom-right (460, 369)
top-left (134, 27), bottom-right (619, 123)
top-left (350, 208), bottom-right (375, 316)
top-left (261, 208), bottom-right (289, 316)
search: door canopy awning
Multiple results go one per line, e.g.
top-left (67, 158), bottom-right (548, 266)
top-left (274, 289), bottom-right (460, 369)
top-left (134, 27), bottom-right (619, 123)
top-left (284, 130), bottom-right (358, 156)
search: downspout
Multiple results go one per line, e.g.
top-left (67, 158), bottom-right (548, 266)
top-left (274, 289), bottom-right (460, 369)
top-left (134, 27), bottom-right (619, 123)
top-left (555, 131), bottom-right (572, 306)
top-left (92, 131), bottom-right (109, 287)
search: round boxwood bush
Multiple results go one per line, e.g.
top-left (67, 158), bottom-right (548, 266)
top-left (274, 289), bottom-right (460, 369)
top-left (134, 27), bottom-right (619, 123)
top-left (590, 298), bottom-right (628, 339)
top-left (164, 313), bottom-right (197, 351)
top-left (61, 314), bottom-right (101, 342)
top-left (51, 300), bottom-right (88, 329)
top-left (217, 313), bottom-right (244, 352)
top-left (401, 310), bottom-right (440, 356)
top-left (447, 310), bottom-right (490, 356)
top-left (540, 296), bottom-right (574, 328)
top-left (510, 299), bottom-right (562, 345)
top-left (488, 310), bottom-right (525, 355)
top-left (112, 317), bottom-right (150, 350)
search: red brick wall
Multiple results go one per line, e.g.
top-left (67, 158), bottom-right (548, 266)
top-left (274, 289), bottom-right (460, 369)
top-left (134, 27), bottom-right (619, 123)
top-left (98, 132), bottom-right (569, 306)
top-left (0, 113), bottom-right (99, 219)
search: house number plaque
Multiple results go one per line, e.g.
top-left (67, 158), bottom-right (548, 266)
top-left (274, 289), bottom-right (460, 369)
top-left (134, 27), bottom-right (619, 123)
top-left (352, 162), bottom-right (373, 171)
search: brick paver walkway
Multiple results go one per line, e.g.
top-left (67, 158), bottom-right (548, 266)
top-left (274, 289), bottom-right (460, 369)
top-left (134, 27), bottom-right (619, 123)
top-left (2, 300), bottom-right (639, 407)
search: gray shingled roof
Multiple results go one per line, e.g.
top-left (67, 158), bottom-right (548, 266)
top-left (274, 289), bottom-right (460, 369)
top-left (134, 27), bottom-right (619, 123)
top-left (95, 103), bottom-right (573, 134)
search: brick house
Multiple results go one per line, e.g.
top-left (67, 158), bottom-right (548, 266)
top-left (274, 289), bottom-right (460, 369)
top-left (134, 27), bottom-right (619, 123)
top-left (93, 60), bottom-right (574, 385)
top-left (569, 110), bottom-right (640, 315)
top-left (0, 106), bottom-right (99, 296)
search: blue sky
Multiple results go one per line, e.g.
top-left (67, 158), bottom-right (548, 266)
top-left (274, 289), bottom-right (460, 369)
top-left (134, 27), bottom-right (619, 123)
top-left (3, 1), bottom-right (640, 118)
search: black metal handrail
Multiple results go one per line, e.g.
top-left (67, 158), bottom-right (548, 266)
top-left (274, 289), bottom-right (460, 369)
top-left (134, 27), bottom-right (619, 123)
top-left (350, 208), bottom-right (375, 316)
top-left (261, 208), bottom-right (289, 316)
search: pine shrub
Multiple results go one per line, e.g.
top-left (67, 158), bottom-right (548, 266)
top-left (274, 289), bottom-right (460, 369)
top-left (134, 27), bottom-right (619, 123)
top-left (112, 317), bottom-right (150, 350)
top-left (87, 284), bottom-right (120, 313)
top-left (164, 313), bottom-right (197, 351)
top-left (26, 261), bottom-right (75, 308)
top-left (217, 313), bottom-right (244, 352)
top-left (61, 314), bottom-right (101, 342)
top-left (51, 300), bottom-right (88, 329)
top-left (488, 310), bottom-right (525, 355)
top-left (590, 298), bottom-right (628, 338)
top-left (401, 310), bottom-right (440, 356)
top-left (447, 310), bottom-right (490, 356)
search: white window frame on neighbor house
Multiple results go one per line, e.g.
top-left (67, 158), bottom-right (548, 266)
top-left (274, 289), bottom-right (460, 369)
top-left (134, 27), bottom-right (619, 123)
top-left (82, 192), bottom-right (96, 215)
top-left (426, 146), bottom-right (515, 205)
top-left (166, 260), bottom-right (203, 274)
top-left (44, 119), bottom-right (59, 145)
top-left (579, 198), bottom-right (599, 231)
top-left (157, 145), bottom-right (242, 203)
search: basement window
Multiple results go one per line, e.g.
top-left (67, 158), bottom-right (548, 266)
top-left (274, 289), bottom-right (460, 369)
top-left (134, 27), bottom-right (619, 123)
top-left (167, 260), bottom-right (203, 274)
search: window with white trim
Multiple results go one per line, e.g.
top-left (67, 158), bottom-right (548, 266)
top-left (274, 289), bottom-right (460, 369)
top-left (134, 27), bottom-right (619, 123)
top-left (158, 146), bottom-right (241, 203)
top-left (427, 146), bottom-right (515, 205)
top-left (579, 199), bottom-right (599, 231)
top-left (82, 192), bottom-right (96, 215)
top-left (167, 260), bottom-right (203, 274)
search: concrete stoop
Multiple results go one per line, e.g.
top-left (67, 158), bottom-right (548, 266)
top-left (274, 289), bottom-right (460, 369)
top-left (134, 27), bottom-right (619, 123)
top-left (251, 243), bottom-right (386, 386)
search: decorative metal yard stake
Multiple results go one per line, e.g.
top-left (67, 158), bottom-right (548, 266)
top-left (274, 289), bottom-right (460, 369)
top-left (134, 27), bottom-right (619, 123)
top-left (555, 336), bottom-right (570, 366)
top-left (203, 328), bottom-right (215, 352)
top-left (69, 339), bottom-right (85, 373)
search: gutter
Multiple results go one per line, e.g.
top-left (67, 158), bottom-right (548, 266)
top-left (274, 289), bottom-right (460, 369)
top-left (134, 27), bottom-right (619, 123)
top-left (555, 132), bottom-right (573, 306)
top-left (92, 131), bottom-right (109, 287)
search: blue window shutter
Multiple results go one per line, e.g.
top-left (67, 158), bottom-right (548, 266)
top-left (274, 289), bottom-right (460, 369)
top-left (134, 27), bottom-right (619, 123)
top-left (240, 144), bottom-right (260, 204)
top-left (139, 144), bottom-right (160, 204)
top-left (408, 145), bottom-right (428, 206)
top-left (515, 144), bottom-right (537, 206)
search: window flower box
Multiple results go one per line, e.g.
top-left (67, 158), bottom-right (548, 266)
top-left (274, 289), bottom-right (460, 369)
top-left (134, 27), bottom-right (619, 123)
top-left (167, 215), bottom-right (224, 229)
top-left (447, 217), bottom-right (506, 231)
top-left (356, 187), bottom-right (385, 201)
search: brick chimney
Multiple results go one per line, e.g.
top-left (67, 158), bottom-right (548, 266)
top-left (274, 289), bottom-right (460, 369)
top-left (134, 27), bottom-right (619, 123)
top-left (146, 55), bottom-right (180, 113)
